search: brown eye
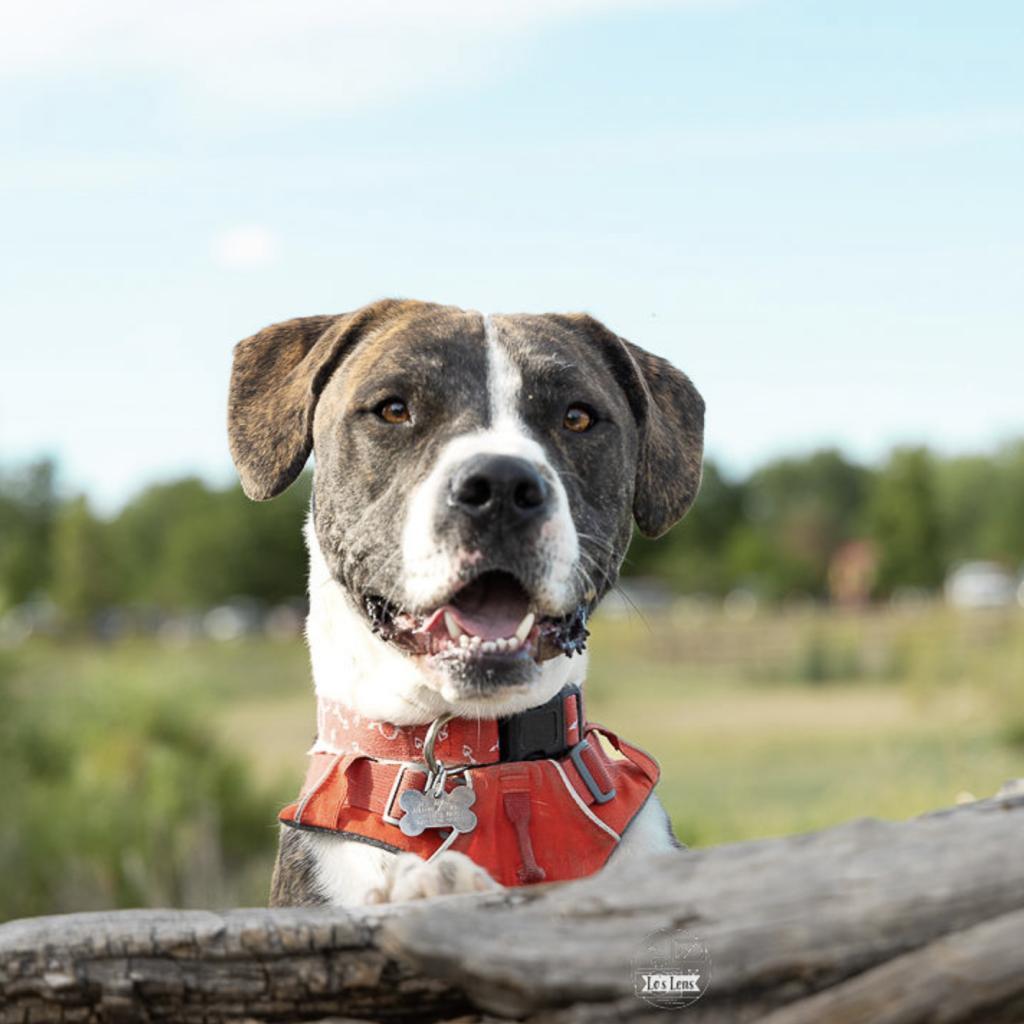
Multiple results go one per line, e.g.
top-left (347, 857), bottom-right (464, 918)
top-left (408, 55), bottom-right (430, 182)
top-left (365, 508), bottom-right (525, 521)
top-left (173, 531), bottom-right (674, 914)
top-left (377, 398), bottom-right (411, 424)
top-left (563, 404), bottom-right (595, 433)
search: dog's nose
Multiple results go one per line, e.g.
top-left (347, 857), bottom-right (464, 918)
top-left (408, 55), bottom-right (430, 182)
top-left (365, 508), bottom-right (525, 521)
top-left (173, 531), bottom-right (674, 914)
top-left (449, 455), bottom-right (550, 526)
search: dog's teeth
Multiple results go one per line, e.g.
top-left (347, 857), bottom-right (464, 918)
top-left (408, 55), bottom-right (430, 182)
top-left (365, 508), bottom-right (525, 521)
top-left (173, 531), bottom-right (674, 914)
top-left (459, 634), bottom-right (470, 648)
top-left (514, 612), bottom-right (536, 643)
top-left (469, 636), bottom-right (481, 651)
top-left (506, 636), bottom-right (520, 651)
top-left (481, 640), bottom-right (496, 654)
top-left (444, 611), bottom-right (465, 639)
top-left (495, 638), bottom-right (508, 652)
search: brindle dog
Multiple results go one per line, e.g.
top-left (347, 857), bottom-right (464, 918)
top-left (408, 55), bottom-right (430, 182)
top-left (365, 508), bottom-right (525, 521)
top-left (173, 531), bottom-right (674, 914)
top-left (228, 299), bottom-right (703, 905)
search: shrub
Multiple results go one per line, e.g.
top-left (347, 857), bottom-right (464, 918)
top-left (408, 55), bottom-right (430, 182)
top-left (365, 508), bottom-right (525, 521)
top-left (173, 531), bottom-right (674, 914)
top-left (0, 649), bottom-right (277, 920)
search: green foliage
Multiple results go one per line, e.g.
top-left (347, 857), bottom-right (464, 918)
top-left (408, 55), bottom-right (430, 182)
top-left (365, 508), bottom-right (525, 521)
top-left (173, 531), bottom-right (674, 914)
top-left (625, 449), bottom-right (871, 599)
top-left (0, 460), bottom-right (58, 610)
top-left (51, 495), bottom-right (116, 627)
top-left (982, 441), bottom-right (1024, 565)
top-left (736, 449), bottom-right (869, 598)
top-left (1, 471), bottom-right (311, 625)
top-left (0, 648), bottom-right (276, 919)
top-left (868, 447), bottom-right (945, 595)
top-left (932, 441), bottom-right (1024, 573)
top-left (109, 475), bottom-right (310, 609)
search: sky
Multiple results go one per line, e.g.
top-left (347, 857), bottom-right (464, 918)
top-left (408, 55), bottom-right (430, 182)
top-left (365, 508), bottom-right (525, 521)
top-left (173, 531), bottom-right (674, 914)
top-left (2, 0), bottom-right (1022, 511)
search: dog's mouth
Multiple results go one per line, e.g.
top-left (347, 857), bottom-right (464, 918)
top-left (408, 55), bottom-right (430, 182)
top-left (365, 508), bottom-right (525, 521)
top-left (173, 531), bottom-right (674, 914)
top-left (363, 570), bottom-right (589, 664)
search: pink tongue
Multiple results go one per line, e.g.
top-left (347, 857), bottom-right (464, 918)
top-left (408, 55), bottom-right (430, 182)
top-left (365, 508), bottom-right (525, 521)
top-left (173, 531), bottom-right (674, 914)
top-left (434, 574), bottom-right (531, 640)
top-left (445, 603), bottom-right (523, 640)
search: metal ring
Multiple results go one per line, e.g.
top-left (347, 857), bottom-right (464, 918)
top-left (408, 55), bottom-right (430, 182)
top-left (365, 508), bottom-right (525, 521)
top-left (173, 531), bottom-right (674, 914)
top-left (423, 711), bottom-right (455, 776)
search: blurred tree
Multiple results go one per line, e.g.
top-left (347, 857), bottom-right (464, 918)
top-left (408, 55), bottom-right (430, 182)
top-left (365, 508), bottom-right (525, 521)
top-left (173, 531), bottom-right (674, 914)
top-left (0, 459), bottom-right (58, 609)
top-left (51, 495), bottom-right (116, 626)
top-left (108, 474), bottom-right (310, 609)
top-left (935, 454), bottom-right (1001, 565)
top-left (868, 447), bottom-right (945, 594)
top-left (107, 477), bottom-right (220, 607)
top-left (727, 449), bottom-right (870, 599)
top-left (989, 441), bottom-right (1024, 568)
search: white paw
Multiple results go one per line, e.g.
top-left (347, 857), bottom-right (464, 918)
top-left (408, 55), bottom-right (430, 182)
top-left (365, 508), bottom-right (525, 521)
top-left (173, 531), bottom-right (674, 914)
top-left (385, 851), bottom-right (499, 903)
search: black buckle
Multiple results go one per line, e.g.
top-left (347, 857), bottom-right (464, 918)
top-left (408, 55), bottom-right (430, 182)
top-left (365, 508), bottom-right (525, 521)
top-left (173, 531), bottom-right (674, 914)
top-left (498, 684), bottom-right (582, 762)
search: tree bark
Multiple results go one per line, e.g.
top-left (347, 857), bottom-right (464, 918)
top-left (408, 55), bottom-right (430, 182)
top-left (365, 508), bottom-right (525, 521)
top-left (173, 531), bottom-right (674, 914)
top-left (2, 791), bottom-right (1022, 1023)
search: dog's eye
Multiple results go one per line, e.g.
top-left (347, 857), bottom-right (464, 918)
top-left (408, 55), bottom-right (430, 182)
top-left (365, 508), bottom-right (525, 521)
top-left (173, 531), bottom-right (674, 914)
top-left (563, 404), bottom-right (595, 433)
top-left (376, 398), bottom-right (411, 424)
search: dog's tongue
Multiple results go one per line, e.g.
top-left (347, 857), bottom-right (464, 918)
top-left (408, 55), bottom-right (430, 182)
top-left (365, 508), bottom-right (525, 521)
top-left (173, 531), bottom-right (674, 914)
top-left (443, 572), bottom-right (530, 640)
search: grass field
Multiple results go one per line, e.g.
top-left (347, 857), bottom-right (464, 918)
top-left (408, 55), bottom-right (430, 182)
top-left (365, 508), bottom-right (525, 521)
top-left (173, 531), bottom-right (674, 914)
top-left (3, 603), bottom-right (1022, 915)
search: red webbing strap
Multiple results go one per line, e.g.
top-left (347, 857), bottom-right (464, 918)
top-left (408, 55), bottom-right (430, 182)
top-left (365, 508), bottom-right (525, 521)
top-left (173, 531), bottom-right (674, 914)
top-left (294, 752), bottom-right (353, 826)
top-left (587, 723), bottom-right (661, 785)
top-left (315, 695), bottom-right (501, 764)
top-left (501, 766), bottom-right (546, 884)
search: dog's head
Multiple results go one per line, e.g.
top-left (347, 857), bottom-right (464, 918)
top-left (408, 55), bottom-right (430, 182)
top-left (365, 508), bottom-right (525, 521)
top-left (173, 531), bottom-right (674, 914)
top-left (228, 299), bottom-right (703, 710)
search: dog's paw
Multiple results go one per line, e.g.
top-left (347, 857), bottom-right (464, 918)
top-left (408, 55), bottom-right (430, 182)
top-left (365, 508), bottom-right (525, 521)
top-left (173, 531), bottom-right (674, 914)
top-left (385, 851), bottom-right (499, 903)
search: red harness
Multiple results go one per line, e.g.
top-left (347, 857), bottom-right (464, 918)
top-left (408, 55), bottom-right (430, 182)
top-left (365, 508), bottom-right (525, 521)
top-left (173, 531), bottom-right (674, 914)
top-left (279, 687), bottom-right (660, 887)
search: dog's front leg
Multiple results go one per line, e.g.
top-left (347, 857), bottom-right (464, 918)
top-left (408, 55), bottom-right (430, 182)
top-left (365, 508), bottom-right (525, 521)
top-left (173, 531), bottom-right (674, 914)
top-left (283, 829), bottom-right (499, 906)
top-left (384, 850), bottom-right (498, 903)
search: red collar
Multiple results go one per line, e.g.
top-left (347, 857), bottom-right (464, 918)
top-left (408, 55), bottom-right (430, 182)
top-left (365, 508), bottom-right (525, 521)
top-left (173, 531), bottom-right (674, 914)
top-left (313, 685), bottom-right (585, 766)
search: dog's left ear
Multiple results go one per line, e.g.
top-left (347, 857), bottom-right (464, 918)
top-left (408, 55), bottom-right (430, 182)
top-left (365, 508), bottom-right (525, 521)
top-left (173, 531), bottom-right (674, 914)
top-left (560, 314), bottom-right (705, 538)
top-left (228, 299), bottom-right (404, 500)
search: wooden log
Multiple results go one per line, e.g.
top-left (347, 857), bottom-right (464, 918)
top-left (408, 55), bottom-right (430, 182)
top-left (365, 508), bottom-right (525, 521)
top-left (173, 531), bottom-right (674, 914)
top-left (2, 791), bottom-right (1022, 1023)
top-left (0, 907), bottom-right (464, 1023)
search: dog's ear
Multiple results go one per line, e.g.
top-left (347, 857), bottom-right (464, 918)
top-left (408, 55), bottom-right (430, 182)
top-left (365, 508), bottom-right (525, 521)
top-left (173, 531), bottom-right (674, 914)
top-left (228, 300), bottom-right (404, 500)
top-left (561, 314), bottom-right (705, 538)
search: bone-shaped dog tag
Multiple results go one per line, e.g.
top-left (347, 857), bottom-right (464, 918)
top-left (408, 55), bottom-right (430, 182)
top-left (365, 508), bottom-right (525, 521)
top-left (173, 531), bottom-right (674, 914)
top-left (398, 771), bottom-right (477, 837)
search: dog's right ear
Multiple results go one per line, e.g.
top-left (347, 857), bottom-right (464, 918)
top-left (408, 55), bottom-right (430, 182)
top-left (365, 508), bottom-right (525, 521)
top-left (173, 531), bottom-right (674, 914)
top-left (228, 300), bottom-right (402, 500)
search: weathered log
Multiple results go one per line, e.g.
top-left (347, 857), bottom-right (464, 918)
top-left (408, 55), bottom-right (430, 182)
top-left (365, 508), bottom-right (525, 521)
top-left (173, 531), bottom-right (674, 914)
top-left (2, 791), bottom-right (1022, 1023)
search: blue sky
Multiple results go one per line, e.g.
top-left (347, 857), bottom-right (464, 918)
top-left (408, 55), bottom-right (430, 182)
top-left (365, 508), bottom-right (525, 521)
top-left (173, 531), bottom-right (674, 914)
top-left (2, 0), bottom-right (1022, 511)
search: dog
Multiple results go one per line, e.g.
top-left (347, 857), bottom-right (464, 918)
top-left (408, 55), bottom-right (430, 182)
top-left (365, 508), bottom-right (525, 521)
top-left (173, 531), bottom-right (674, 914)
top-left (227, 299), bottom-right (704, 906)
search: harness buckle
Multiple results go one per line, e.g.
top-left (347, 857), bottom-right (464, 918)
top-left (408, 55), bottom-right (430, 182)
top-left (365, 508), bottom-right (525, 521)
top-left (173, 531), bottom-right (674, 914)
top-left (569, 738), bottom-right (616, 804)
top-left (499, 683), bottom-right (583, 761)
top-left (381, 763), bottom-right (414, 826)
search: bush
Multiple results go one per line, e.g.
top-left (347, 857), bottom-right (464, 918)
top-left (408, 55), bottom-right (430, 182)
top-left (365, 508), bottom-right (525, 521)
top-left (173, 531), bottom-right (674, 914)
top-left (0, 649), bottom-right (277, 920)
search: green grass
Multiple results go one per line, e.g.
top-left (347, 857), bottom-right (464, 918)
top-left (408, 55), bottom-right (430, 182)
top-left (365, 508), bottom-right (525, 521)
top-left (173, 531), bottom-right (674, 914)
top-left (585, 607), bottom-right (1024, 844)
top-left (3, 604), bottom-right (1022, 916)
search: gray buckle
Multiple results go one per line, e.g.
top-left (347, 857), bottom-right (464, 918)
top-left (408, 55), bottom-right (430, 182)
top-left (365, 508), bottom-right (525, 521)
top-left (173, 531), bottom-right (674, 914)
top-left (382, 764), bottom-right (409, 826)
top-left (569, 739), bottom-right (616, 804)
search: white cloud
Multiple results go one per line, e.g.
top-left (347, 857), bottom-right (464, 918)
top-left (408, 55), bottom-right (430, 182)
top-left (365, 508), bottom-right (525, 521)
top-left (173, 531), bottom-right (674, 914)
top-left (211, 224), bottom-right (279, 270)
top-left (0, 1), bottom-right (738, 115)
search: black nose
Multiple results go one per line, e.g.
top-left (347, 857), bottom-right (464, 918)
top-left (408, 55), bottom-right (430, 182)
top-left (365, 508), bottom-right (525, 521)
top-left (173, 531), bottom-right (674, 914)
top-left (449, 455), bottom-right (550, 526)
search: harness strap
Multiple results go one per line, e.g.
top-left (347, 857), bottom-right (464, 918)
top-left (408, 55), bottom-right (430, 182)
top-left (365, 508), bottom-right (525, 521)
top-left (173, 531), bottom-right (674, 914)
top-left (281, 717), bottom-right (661, 887)
top-left (296, 738), bottom-right (626, 827)
top-left (587, 723), bottom-right (660, 785)
top-left (500, 767), bottom-right (546, 884)
top-left (295, 752), bottom-right (352, 826)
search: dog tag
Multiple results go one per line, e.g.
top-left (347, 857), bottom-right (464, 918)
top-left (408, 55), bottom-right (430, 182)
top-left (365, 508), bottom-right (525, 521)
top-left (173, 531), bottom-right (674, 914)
top-left (399, 768), bottom-right (478, 836)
